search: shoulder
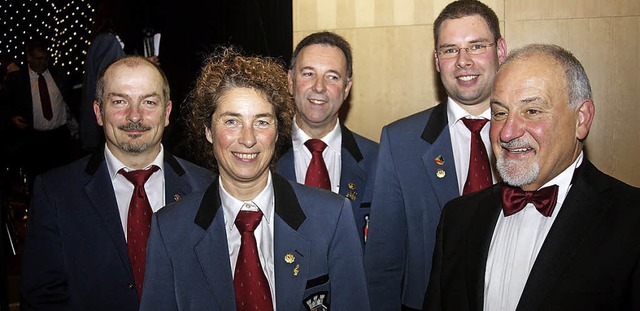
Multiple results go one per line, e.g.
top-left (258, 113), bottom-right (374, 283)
top-left (351, 131), bottom-right (379, 153)
top-left (384, 105), bottom-right (439, 131)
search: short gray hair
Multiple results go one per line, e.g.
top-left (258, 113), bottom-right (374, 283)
top-left (500, 43), bottom-right (592, 108)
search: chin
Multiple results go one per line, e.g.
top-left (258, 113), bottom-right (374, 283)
top-left (497, 156), bottom-right (539, 187)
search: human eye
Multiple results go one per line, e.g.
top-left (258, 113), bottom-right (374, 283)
top-left (301, 70), bottom-right (314, 78)
top-left (525, 108), bottom-right (541, 115)
top-left (491, 105), bottom-right (508, 121)
top-left (470, 44), bottom-right (487, 51)
top-left (441, 47), bottom-right (459, 55)
top-left (222, 118), bottom-right (239, 127)
top-left (326, 73), bottom-right (341, 82)
top-left (255, 118), bottom-right (274, 129)
top-left (111, 99), bottom-right (126, 106)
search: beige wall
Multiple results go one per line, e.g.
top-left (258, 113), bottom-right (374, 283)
top-left (292, 0), bottom-right (640, 187)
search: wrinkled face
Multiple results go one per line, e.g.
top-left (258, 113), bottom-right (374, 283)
top-left (490, 55), bottom-right (593, 191)
top-left (288, 44), bottom-right (352, 134)
top-left (206, 87), bottom-right (278, 189)
top-left (434, 15), bottom-right (506, 110)
top-left (27, 48), bottom-right (48, 73)
top-left (94, 62), bottom-right (171, 159)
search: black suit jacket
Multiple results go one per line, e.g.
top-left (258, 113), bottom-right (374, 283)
top-left (424, 160), bottom-right (640, 311)
top-left (2, 67), bottom-right (71, 126)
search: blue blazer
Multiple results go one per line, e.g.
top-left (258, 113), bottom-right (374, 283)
top-left (19, 150), bottom-right (214, 311)
top-left (277, 124), bottom-right (379, 246)
top-left (140, 173), bottom-right (370, 311)
top-left (364, 103), bottom-right (460, 310)
top-left (424, 161), bottom-right (640, 310)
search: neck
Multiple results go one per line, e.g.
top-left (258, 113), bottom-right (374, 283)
top-left (220, 171), bottom-right (270, 201)
top-left (296, 116), bottom-right (337, 139)
top-left (108, 144), bottom-right (161, 170)
top-left (455, 100), bottom-right (490, 117)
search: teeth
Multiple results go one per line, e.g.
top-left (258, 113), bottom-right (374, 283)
top-left (234, 153), bottom-right (257, 160)
top-left (309, 99), bottom-right (325, 104)
top-left (458, 75), bottom-right (477, 81)
top-left (509, 148), bottom-right (530, 153)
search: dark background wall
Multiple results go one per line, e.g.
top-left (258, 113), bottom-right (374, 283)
top-left (92, 0), bottom-right (293, 155)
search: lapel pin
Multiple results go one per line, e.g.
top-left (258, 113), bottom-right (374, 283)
top-left (435, 155), bottom-right (445, 165)
top-left (348, 182), bottom-right (356, 190)
top-left (284, 252), bottom-right (295, 264)
top-left (293, 264), bottom-right (300, 276)
top-left (436, 169), bottom-right (446, 179)
top-left (346, 191), bottom-right (358, 201)
top-left (173, 194), bottom-right (181, 202)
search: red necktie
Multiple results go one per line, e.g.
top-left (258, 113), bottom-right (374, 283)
top-left (38, 73), bottom-right (53, 120)
top-left (501, 184), bottom-right (559, 217)
top-left (119, 165), bottom-right (160, 299)
top-left (462, 118), bottom-right (492, 194)
top-left (234, 210), bottom-right (273, 311)
top-left (304, 139), bottom-right (331, 190)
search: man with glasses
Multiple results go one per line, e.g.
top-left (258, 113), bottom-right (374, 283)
top-left (364, 1), bottom-right (506, 310)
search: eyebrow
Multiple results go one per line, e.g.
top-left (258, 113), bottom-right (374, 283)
top-left (218, 112), bottom-right (275, 118)
top-left (438, 38), bottom-right (492, 49)
top-left (300, 65), bottom-right (342, 77)
top-left (108, 92), bottom-right (161, 99)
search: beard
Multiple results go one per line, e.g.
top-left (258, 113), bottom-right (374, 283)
top-left (495, 138), bottom-right (539, 187)
top-left (118, 122), bottom-right (152, 153)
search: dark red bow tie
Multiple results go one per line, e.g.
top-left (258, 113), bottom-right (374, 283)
top-left (501, 184), bottom-right (559, 217)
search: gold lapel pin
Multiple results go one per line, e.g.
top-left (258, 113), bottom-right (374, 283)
top-left (346, 191), bottom-right (358, 201)
top-left (348, 182), bottom-right (356, 190)
top-left (293, 264), bottom-right (300, 276)
top-left (284, 253), bottom-right (295, 264)
top-left (435, 155), bottom-right (445, 165)
top-left (436, 169), bottom-right (446, 179)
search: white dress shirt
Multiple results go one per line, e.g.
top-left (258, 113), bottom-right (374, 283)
top-left (29, 68), bottom-right (68, 130)
top-left (105, 144), bottom-right (166, 240)
top-left (292, 116), bottom-right (342, 193)
top-left (447, 97), bottom-right (495, 195)
top-left (484, 152), bottom-right (584, 311)
top-left (221, 172), bottom-right (276, 310)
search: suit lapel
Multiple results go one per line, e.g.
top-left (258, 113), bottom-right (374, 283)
top-left (338, 125), bottom-right (366, 205)
top-left (272, 174), bottom-right (310, 309)
top-left (83, 151), bottom-right (133, 280)
top-left (193, 179), bottom-right (237, 310)
top-left (517, 162), bottom-right (610, 310)
top-left (465, 186), bottom-right (503, 311)
top-left (163, 153), bottom-right (191, 204)
top-left (277, 147), bottom-right (297, 181)
top-left (421, 103), bottom-right (460, 208)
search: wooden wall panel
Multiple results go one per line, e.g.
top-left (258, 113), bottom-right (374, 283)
top-left (292, 0), bottom-right (640, 186)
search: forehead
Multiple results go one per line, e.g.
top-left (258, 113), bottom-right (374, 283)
top-left (29, 49), bottom-right (47, 58)
top-left (296, 44), bottom-right (347, 72)
top-left (493, 55), bottom-right (566, 101)
top-left (216, 87), bottom-right (274, 114)
top-left (437, 15), bottom-right (493, 45)
top-left (104, 62), bottom-right (163, 92)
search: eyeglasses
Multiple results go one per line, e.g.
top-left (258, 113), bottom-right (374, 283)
top-left (437, 43), bottom-right (496, 59)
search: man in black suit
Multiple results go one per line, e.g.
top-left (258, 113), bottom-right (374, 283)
top-left (424, 44), bottom-right (640, 310)
top-left (19, 55), bottom-right (214, 310)
top-left (2, 40), bottom-right (77, 178)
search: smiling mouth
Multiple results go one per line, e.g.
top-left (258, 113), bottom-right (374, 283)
top-left (233, 152), bottom-right (258, 160)
top-left (504, 147), bottom-right (533, 153)
top-left (308, 98), bottom-right (327, 105)
top-left (457, 75), bottom-right (479, 81)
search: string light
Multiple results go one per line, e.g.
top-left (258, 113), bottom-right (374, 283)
top-left (1, 0), bottom-right (93, 77)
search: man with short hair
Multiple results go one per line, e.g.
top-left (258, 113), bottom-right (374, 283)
top-left (20, 55), bottom-right (214, 311)
top-left (364, 1), bottom-right (507, 309)
top-left (278, 31), bottom-right (378, 246)
top-left (423, 43), bottom-right (640, 311)
top-left (2, 40), bottom-right (77, 178)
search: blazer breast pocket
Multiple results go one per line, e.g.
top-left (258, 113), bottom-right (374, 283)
top-left (303, 274), bottom-right (330, 311)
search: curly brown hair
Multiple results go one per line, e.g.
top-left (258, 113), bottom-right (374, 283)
top-left (183, 47), bottom-right (296, 172)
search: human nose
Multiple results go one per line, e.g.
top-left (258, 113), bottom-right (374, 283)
top-left (238, 124), bottom-right (257, 148)
top-left (312, 77), bottom-right (326, 93)
top-left (455, 48), bottom-right (473, 68)
top-left (498, 114), bottom-right (524, 143)
top-left (125, 104), bottom-right (142, 123)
